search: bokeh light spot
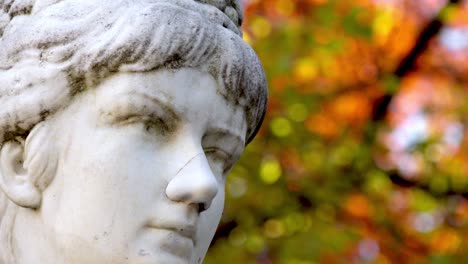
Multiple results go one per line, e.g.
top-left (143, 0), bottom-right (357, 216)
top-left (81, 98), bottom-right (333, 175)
top-left (275, 0), bottom-right (296, 17)
top-left (227, 176), bottom-right (248, 198)
top-left (411, 212), bottom-right (438, 233)
top-left (260, 160), bottom-right (282, 184)
top-left (263, 219), bottom-right (285, 238)
top-left (288, 103), bottom-right (309, 122)
top-left (294, 58), bottom-right (318, 82)
top-left (245, 234), bottom-right (265, 253)
top-left (271, 117), bottom-right (293, 137)
top-left (228, 228), bottom-right (247, 247)
top-left (358, 239), bottom-right (380, 261)
top-left (250, 16), bottom-right (272, 39)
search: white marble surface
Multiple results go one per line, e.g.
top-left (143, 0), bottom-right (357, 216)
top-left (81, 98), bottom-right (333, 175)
top-left (0, 0), bottom-right (267, 263)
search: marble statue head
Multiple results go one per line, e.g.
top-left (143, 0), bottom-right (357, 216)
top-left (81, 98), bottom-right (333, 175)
top-left (0, 0), bottom-right (267, 263)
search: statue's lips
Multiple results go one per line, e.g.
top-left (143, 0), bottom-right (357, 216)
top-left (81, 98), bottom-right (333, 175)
top-left (143, 226), bottom-right (195, 261)
top-left (145, 223), bottom-right (196, 246)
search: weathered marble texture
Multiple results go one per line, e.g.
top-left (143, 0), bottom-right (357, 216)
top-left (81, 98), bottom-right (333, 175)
top-left (0, 0), bottom-right (267, 263)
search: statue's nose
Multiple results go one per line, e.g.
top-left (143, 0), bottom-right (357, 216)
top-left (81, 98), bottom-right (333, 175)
top-left (165, 153), bottom-right (218, 213)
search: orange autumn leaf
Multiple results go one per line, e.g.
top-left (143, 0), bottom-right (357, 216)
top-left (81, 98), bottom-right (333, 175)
top-left (328, 91), bottom-right (372, 125)
top-left (305, 113), bottom-right (339, 138)
top-left (344, 194), bottom-right (373, 219)
top-left (430, 229), bottom-right (462, 254)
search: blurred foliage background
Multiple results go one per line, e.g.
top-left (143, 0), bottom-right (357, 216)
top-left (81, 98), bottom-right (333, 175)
top-left (205, 0), bottom-right (467, 263)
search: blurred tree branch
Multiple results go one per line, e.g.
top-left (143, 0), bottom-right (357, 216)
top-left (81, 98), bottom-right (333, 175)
top-left (370, 0), bottom-right (465, 194)
top-left (372, 0), bottom-right (462, 122)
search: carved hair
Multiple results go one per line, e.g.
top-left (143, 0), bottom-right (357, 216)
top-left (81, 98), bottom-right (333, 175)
top-left (0, 0), bottom-right (266, 144)
top-left (0, 0), bottom-right (267, 262)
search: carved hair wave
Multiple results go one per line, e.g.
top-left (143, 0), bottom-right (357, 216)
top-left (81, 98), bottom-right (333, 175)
top-left (0, 0), bottom-right (267, 144)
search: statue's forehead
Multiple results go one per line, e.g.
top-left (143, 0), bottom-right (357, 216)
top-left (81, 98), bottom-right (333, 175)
top-left (92, 69), bottom-right (221, 104)
top-left (94, 69), bottom-right (240, 104)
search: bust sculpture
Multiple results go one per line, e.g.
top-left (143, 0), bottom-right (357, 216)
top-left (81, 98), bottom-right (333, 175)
top-left (0, 0), bottom-right (267, 263)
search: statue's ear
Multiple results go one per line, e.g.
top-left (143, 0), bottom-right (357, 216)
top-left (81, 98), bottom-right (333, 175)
top-left (0, 141), bottom-right (41, 209)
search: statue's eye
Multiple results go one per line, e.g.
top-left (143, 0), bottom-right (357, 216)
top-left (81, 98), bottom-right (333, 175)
top-left (204, 147), bottom-right (233, 174)
top-left (143, 116), bottom-right (170, 136)
top-left (100, 97), bottom-right (179, 136)
top-left (202, 132), bottom-right (243, 176)
top-left (204, 147), bottom-right (230, 161)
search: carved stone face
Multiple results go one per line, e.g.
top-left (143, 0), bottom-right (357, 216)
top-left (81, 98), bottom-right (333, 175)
top-left (14, 68), bottom-right (247, 263)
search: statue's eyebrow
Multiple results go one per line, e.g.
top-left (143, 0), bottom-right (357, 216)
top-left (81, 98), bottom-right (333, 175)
top-left (132, 91), bottom-right (179, 118)
top-left (98, 90), bottom-right (180, 129)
